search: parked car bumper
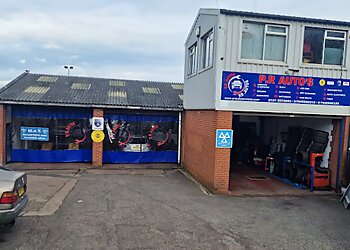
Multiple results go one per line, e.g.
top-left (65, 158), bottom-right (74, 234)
top-left (0, 195), bottom-right (28, 225)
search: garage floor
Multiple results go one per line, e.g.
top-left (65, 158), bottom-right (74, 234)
top-left (229, 164), bottom-right (310, 196)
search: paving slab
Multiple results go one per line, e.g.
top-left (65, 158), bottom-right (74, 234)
top-left (7, 162), bottom-right (178, 171)
top-left (87, 168), bottom-right (165, 176)
top-left (22, 174), bottom-right (78, 216)
top-left (6, 162), bottom-right (90, 171)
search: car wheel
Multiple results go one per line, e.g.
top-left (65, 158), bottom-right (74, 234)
top-left (0, 220), bottom-right (15, 234)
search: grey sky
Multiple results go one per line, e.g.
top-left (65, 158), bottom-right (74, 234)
top-left (0, 0), bottom-right (349, 84)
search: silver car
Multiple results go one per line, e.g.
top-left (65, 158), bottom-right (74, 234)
top-left (123, 137), bottom-right (150, 152)
top-left (0, 167), bottom-right (28, 227)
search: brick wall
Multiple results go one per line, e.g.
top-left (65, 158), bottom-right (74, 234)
top-left (92, 109), bottom-right (104, 167)
top-left (181, 110), bottom-right (232, 194)
top-left (0, 105), bottom-right (5, 166)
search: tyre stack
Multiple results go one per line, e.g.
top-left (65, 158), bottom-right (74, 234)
top-left (296, 128), bottom-right (314, 154)
top-left (309, 130), bottom-right (329, 153)
top-left (292, 128), bottom-right (329, 183)
top-left (282, 127), bottom-right (302, 178)
top-left (284, 127), bottom-right (303, 155)
top-left (295, 128), bottom-right (329, 162)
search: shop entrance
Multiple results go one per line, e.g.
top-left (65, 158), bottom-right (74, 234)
top-left (229, 114), bottom-right (335, 195)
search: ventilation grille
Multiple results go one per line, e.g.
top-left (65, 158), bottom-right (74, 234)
top-left (108, 90), bottom-right (127, 98)
top-left (247, 175), bottom-right (270, 181)
top-left (171, 84), bottom-right (183, 90)
top-left (36, 76), bottom-right (58, 82)
top-left (142, 87), bottom-right (161, 94)
top-left (24, 86), bottom-right (50, 94)
top-left (71, 83), bottom-right (91, 90)
top-left (109, 80), bottom-right (126, 87)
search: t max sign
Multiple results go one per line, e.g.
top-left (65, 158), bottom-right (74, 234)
top-left (21, 127), bottom-right (49, 141)
top-left (221, 71), bottom-right (350, 106)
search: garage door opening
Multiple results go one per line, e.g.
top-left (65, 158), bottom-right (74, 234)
top-left (229, 114), bottom-right (336, 195)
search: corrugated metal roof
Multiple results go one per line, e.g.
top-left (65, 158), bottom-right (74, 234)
top-left (220, 9), bottom-right (350, 27)
top-left (0, 73), bottom-right (183, 111)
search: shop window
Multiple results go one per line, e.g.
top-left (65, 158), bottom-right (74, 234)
top-left (241, 22), bottom-right (288, 62)
top-left (103, 118), bottom-right (178, 153)
top-left (9, 106), bottom-right (93, 163)
top-left (201, 30), bottom-right (214, 69)
top-left (12, 117), bottom-right (92, 152)
top-left (303, 27), bottom-right (346, 65)
top-left (188, 43), bottom-right (198, 76)
top-left (102, 113), bottom-right (179, 163)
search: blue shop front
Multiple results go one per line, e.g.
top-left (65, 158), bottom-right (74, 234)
top-left (1, 73), bottom-right (183, 165)
top-left (9, 105), bottom-right (180, 164)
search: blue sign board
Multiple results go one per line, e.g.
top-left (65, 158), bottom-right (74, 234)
top-left (221, 71), bottom-right (350, 106)
top-left (216, 129), bottom-right (233, 148)
top-left (20, 127), bottom-right (49, 141)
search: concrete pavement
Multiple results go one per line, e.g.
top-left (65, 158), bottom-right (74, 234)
top-left (22, 170), bottom-right (80, 216)
top-left (0, 169), bottom-right (349, 249)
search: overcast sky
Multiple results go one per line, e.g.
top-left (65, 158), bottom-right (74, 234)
top-left (0, 0), bottom-right (349, 85)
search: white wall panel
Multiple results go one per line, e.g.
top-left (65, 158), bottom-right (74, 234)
top-left (184, 9), bottom-right (350, 115)
top-left (184, 10), bottom-right (219, 109)
top-left (215, 13), bottom-right (350, 115)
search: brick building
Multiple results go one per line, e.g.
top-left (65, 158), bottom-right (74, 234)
top-left (0, 73), bottom-right (183, 167)
top-left (182, 9), bottom-right (350, 194)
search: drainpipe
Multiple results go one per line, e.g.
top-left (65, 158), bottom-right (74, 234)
top-left (177, 112), bottom-right (182, 164)
top-left (336, 118), bottom-right (345, 192)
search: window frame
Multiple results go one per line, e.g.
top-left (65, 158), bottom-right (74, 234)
top-left (302, 26), bottom-right (347, 66)
top-left (264, 24), bottom-right (288, 61)
top-left (187, 42), bottom-right (198, 77)
top-left (200, 30), bottom-right (214, 70)
top-left (323, 30), bottom-right (346, 65)
top-left (240, 21), bottom-right (289, 63)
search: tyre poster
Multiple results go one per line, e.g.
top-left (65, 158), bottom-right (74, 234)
top-left (221, 71), bottom-right (350, 106)
top-left (102, 114), bottom-right (179, 163)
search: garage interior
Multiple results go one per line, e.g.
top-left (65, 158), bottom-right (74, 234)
top-left (229, 113), bottom-right (336, 195)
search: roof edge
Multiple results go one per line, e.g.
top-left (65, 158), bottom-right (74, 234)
top-left (0, 72), bottom-right (28, 95)
top-left (24, 72), bottom-right (183, 85)
top-left (0, 100), bottom-right (183, 112)
top-left (185, 8), bottom-right (220, 45)
top-left (219, 9), bottom-right (350, 27)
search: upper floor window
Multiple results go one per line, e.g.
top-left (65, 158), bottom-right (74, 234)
top-left (241, 22), bottom-right (288, 62)
top-left (303, 27), bottom-right (346, 65)
top-left (201, 30), bottom-right (214, 69)
top-left (188, 43), bottom-right (198, 76)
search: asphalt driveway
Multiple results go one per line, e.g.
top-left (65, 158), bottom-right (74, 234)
top-left (1, 169), bottom-right (349, 250)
